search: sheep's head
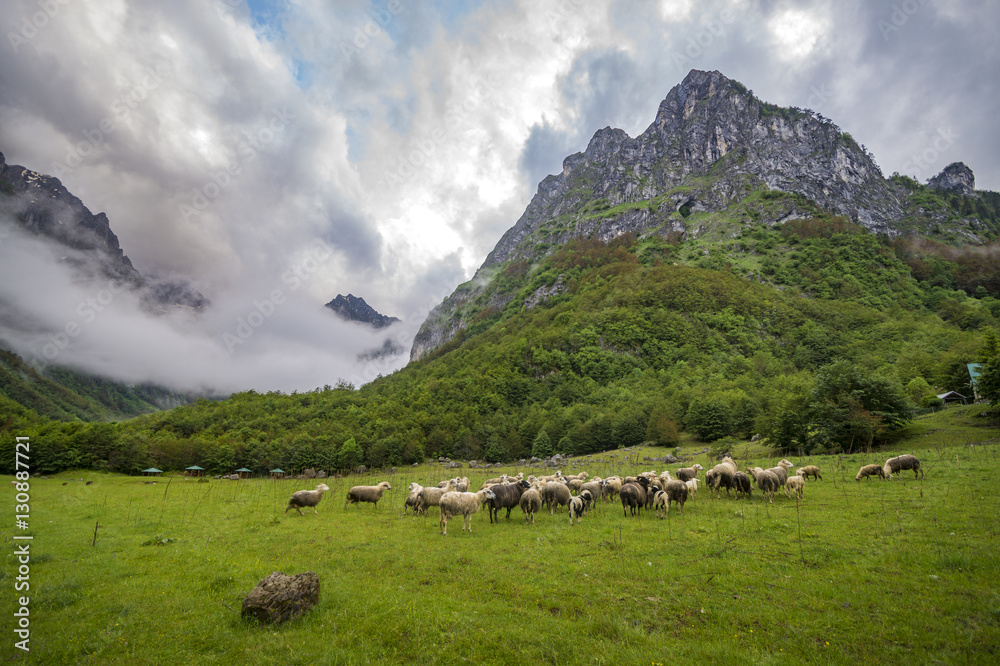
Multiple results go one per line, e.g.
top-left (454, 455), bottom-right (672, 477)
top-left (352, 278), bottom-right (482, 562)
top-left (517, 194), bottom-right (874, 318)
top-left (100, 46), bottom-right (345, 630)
top-left (779, 459), bottom-right (794, 468)
top-left (316, 483), bottom-right (330, 494)
top-left (693, 464), bottom-right (703, 471)
top-left (379, 481), bottom-right (392, 491)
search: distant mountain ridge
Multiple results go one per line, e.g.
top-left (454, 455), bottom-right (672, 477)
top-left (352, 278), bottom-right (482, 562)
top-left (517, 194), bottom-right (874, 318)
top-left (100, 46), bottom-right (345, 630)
top-left (410, 69), bottom-right (999, 361)
top-left (324, 294), bottom-right (400, 329)
top-left (0, 150), bottom-right (208, 311)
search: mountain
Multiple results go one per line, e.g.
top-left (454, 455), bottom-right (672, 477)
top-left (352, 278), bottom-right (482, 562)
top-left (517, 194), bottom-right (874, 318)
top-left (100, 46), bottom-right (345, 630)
top-left (0, 347), bottom-right (191, 423)
top-left (411, 69), bottom-right (1000, 361)
top-left (0, 150), bottom-right (210, 420)
top-left (0, 151), bottom-right (209, 311)
top-left (324, 294), bottom-right (400, 329)
top-left (5, 69), bottom-right (1000, 474)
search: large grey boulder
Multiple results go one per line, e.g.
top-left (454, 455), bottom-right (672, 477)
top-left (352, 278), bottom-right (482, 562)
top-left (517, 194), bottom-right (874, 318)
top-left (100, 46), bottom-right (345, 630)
top-left (241, 571), bottom-right (320, 625)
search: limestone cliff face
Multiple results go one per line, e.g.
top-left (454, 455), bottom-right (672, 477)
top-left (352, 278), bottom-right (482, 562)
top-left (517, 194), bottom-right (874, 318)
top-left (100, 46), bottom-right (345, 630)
top-left (410, 70), bottom-right (987, 362)
top-left (928, 162), bottom-right (976, 197)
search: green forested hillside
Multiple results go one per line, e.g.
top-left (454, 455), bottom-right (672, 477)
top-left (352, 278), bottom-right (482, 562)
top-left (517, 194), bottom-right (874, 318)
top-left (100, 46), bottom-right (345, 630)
top-left (0, 346), bottom-right (188, 427)
top-left (5, 216), bottom-right (999, 475)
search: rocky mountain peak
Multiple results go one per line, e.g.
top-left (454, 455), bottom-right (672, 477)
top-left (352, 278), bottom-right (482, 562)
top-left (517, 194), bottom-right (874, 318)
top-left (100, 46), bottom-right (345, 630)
top-left (410, 70), bottom-right (993, 362)
top-left (324, 294), bottom-right (400, 329)
top-left (0, 150), bottom-right (208, 311)
top-left (928, 162), bottom-right (976, 197)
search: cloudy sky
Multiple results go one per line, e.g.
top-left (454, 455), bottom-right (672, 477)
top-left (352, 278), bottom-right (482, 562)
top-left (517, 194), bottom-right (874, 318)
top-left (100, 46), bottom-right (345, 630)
top-left (1, 0), bottom-right (998, 394)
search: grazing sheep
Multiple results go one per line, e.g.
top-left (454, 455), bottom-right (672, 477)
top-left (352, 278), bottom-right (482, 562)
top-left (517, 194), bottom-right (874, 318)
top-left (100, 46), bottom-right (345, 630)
top-left (519, 487), bottom-right (542, 524)
top-left (454, 477), bottom-right (470, 492)
top-left (785, 475), bottom-right (805, 500)
top-left (486, 479), bottom-right (531, 523)
top-left (285, 483), bottom-right (331, 516)
top-left (765, 459), bottom-right (795, 488)
top-left (733, 471), bottom-right (753, 500)
top-left (749, 467), bottom-right (779, 503)
top-left (602, 477), bottom-right (623, 503)
top-left (345, 481), bottom-right (392, 508)
top-left (439, 488), bottom-right (496, 535)
top-left (619, 478), bottom-right (649, 517)
top-left (684, 478), bottom-right (698, 500)
top-left (708, 457), bottom-right (738, 497)
top-left (562, 472), bottom-right (588, 482)
top-left (676, 464), bottom-right (703, 482)
top-left (657, 471), bottom-right (673, 491)
top-left (416, 479), bottom-right (458, 515)
top-left (542, 481), bottom-right (572, 515)
top-left (855, 464), bottom-right (886, 482)
top-left (404, 482), bottom-right (424, 514)
top-left (662, 479), bottom-right (690, 515)
top-left (883, 454), bottom-right (924, 480)
top-left (797, 465), bottom-right (822, 481)
top-left (568, 490), bottom-right (593, 525)
top-left (566, 478), bottom-right (585, 493)
top-left (652, 490), bottom-right (668, 518)
top-left (580, 480), bottom-right (603, 509)
top-left (645, 482), bottom-right (663, 509)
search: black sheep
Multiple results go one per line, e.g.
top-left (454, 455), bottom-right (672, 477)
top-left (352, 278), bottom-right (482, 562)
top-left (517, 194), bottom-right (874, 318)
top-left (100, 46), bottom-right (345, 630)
top-left (486, 480), bottom-right (531, 523)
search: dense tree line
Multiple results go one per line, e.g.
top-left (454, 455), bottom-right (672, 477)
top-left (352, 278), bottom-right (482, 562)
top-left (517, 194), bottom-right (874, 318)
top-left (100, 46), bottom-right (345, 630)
top-left (2, 223), bottom-right (998, 475)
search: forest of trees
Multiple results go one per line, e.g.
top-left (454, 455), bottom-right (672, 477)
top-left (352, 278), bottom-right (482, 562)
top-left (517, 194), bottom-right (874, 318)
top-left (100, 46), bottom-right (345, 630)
top-left (3, 221), bottom-right (999, 476)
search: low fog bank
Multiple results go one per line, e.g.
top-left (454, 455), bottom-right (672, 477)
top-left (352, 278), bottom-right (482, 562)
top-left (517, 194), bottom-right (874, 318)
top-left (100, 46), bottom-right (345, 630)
top-left (0, 220), bottom-right (413, 395)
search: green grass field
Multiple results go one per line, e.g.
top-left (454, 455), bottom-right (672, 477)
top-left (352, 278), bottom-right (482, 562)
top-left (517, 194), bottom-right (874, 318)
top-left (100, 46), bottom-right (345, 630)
top-left (4, 415), bottom-right (1000, 664)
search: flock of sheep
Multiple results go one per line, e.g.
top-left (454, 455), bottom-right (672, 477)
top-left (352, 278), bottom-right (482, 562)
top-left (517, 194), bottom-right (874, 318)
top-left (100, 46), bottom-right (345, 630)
top-left (282, 453), bottom-right (925, 535)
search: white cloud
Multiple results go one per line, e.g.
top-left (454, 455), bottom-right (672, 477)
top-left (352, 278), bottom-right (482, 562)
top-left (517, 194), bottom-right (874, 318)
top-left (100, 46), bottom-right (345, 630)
top-left (1, 0), bottom-right (998, 395)
top-left (767, 6), bottom-right (829, 63)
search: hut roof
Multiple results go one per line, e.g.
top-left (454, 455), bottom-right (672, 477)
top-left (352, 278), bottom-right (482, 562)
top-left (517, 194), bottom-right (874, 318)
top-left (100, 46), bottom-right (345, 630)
top-left (270, 468), bottom-right (285, 473)
top-left (186, 465), bottom-right (205, 471)
top-left (235, 468), bottom-right (252, 473)
top-left (143, 468), bottom-right (163, 473)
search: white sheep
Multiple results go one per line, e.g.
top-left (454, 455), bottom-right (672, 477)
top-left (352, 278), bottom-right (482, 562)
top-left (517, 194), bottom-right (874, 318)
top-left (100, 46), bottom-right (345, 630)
top-left (797, 465), bottom-right (822, 481)
top-left (676, 464), bottom-right (703, 482)
top-left (519, 487), bottom-right (542, 524)
top-left (580, 480), bottom-right (603, 509)
top-left (404, 482), bottom-right (424, 514)
top-left (285, 483), bottom-right (330, 516)
top-left (439, 488), bottom-right (496, 535)
top-left (542, 480), bottom-right (572, 514)
top-left (766, 459), bottom-right (794, 487)
top-left (416, 479), bottom-right (458, 515)
top-left (749, 467), bottom-right (779, 503)
top-left (684, 478), bottom-right (698, 499)
top-left (855, 464), bottom-right (885, 482)
top-left (883, 454), bottom-right (924, 480)
top-left (602, 477), bottom-right (623, 502)
top-left (785, 475), bottom-right (805, 500)
top-left (344, 481), bottom-right (392, 508)
top-left (662, 479), bottom-right (689, 515)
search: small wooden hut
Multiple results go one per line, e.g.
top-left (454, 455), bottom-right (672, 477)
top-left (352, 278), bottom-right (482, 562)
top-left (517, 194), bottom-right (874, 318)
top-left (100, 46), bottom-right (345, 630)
top-left (185, 465), bottom-right (205, 477)
top-left (235, 467), bottom-right (253, 479)
top-left (270, 468), bottom-right (286, 479)
top-left (936, 391), bottom-right (968, 406)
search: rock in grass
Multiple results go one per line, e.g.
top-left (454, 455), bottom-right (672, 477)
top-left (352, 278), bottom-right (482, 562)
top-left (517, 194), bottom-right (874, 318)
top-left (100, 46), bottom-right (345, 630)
top-left (241, 572), bottom-right (319, 625)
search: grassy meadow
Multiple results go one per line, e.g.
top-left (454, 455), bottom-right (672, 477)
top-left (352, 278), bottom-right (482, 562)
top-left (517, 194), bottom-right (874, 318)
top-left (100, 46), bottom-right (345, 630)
top-left (3, 413), bottom-right (1000, 664)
